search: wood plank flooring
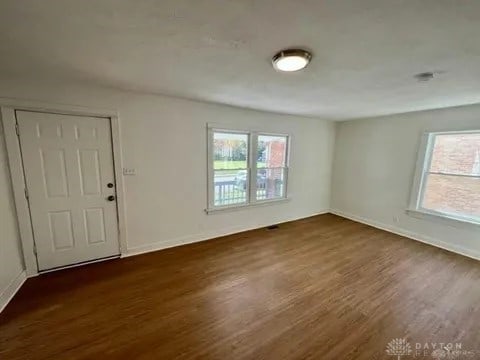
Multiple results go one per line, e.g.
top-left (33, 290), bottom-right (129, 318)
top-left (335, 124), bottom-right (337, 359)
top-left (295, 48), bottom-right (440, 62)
top-left (1, 214), bottom-right (480, 359)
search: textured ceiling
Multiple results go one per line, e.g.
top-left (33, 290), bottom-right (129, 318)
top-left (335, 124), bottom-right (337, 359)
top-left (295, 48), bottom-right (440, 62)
top-left (1, 0), bottom-right (480, 120)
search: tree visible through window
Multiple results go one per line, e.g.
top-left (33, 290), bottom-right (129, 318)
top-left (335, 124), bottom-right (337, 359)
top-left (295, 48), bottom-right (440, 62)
top-left (418, 131), bottom-right (480, 223)
top-left (213, 132), bottom-right (249, 206)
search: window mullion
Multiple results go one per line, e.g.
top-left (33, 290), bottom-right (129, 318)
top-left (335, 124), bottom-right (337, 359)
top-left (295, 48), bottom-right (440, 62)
top-left (249, 133), bottom-right (258, 204)
top-left (427, 171), bottom-right (480, 179)
top-left (207, 127), bottom-right (214, 209)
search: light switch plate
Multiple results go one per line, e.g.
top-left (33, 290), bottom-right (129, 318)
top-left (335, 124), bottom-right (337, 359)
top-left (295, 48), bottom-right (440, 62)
top-left (123, 168), bottom-right (136, 176)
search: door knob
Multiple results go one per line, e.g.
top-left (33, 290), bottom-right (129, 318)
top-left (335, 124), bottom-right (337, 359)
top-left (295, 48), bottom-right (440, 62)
top-left (107, 195), bottom-right (115, 201)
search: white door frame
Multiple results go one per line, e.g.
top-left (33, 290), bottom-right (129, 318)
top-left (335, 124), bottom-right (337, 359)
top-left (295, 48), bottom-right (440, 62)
top-left (0, 98), bottom-right (128, 276)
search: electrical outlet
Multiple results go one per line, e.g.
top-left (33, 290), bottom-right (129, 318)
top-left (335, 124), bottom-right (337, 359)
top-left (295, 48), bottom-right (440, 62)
top-left (392, 216), bottom-right (400, 223)
top-left (123, 168), bottom-right (136, 176)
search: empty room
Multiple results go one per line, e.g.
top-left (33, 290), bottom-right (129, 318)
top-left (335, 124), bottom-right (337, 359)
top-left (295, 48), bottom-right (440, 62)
top-left (0, 1), bottom-right (479, 359)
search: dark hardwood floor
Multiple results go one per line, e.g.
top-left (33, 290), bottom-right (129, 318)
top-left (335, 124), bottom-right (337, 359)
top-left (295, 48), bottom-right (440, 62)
top-left (1, 214), bottom-right (479, 359)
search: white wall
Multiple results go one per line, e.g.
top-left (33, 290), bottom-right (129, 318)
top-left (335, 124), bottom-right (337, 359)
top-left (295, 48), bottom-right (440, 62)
top-left (0, 78), bottom-right (335, 259)
top-left (331, 104), bottom-right (480, 259)
top-left (0, 116), bottom-right (25, 311)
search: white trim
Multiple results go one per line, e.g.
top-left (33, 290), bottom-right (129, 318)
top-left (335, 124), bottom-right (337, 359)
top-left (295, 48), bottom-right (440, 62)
top-left (206, 126), bottom-right (214, 209)
top-left (0, 97), bottom-right (118, 117)
top-left (406, 209), bottom-right (480, 229)
top-left (125, 210), bottom-right (329, 257)
top-left (0, 270), bottom-right (27, 313)
top-left (1, 107), bottom-right (37, 276)
top-left (207, 122), bottom-right (292, 136)
top-left (409, 132), bottom-right (432, 210)
top-left (427, 171), bottom-right (480, 179)
top-left (1, 100), bottom-right (128, 276)
top-left (39, 255), bottom-right (120, 274)
top-left (249, 132), bottom-right (257, 204)
top-left (110, 116), bottom-right (129, 255)
top-left (330, 209), bottom-right (480, 261)
top-left (426, 129), bottom-right (480, 135)
top-left (206, 197), bottom-right (291, 214)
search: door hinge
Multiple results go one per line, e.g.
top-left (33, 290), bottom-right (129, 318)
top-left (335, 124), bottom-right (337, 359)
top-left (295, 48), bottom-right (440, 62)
top-left (24, 187), bottom-right (29, 200)
top-left (33, 243), bottom-right (37, 256)
top-left (15, 123), bottom-right (20, 136)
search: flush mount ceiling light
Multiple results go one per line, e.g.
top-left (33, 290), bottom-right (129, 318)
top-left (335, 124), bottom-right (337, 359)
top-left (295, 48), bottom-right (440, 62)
top-left (272, 49), bottom-right (312, 72)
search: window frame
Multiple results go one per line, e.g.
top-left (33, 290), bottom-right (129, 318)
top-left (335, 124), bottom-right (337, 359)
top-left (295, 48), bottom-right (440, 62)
top-left (408, 130), bottom-right (480, 227)
top-left (207, 126), bottom-right (290, 213)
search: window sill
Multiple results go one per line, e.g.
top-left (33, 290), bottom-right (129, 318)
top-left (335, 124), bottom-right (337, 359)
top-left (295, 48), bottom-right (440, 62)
top-left (205, 197), bottom-right (291, 214)
top-left (406, 209), bottom-right (480, 230)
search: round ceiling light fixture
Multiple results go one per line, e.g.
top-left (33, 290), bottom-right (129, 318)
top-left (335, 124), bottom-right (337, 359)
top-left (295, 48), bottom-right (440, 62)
top-left (272, 49), bottom-right (312, 72)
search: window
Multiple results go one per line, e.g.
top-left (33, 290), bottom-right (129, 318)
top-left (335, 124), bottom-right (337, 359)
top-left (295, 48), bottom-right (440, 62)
top-left (207, 127), bottom-right (289, 211)
top-left (410, 131), bottom-right (480, 225)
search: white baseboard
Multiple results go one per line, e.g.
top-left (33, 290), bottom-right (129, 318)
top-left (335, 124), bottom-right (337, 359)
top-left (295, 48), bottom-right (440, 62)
top-left (0, 270), bottom-right (27, 314)
top-left (124, 210), bottom-right (330, 258)
top-left (330, 209), bottom-right (480, 261)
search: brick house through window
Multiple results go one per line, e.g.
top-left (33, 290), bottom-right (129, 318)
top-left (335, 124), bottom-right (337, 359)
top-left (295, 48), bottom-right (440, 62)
top-left (259, 135), bottom-right (288, 200)
top-left (420, 132), bottom-right (480, 222)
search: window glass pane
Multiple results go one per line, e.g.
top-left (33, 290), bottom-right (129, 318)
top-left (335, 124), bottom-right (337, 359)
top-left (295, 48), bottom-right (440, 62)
top-left (429, 133), bottom-right (480, 176)
top-left (213, 132), bottom-right (248, 170)
top-left (256, 168), bottom-right (285, 201)
top-left (214, 170), bottom-right (247, 206)
top-left (257, 135), bottom-right (287, 168)
top-left (421, 173), bottom-right (480, 222)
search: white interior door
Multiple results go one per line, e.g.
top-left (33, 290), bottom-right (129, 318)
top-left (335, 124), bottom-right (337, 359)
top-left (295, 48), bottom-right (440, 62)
top-left (16, 110), bottom-right (120, 271)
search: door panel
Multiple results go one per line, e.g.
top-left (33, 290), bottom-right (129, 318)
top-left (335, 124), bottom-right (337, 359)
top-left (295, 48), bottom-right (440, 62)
top-left (41, 148), bottom-right (69, 197)
top-left (84, 208), bottom-right (106, 244)
top-left (48, 210), bottom-right (75, 250)
top-left (78, 149), bottom-right (102, 195)
top-left (16, 111), bottom-right (120, 271)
